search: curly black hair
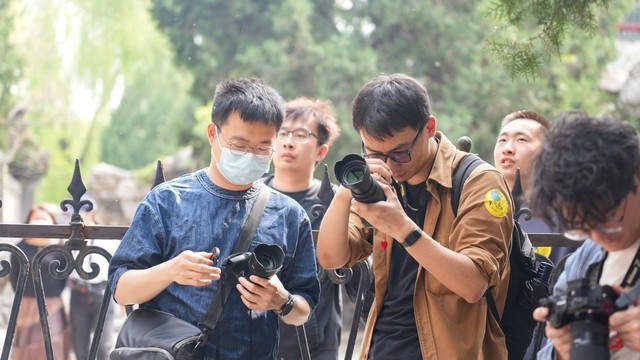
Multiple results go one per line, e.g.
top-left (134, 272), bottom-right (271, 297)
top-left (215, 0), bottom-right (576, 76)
top-left (530, 111), bottom-right (640, 230)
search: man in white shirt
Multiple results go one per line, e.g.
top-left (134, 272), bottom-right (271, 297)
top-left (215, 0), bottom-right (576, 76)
top-left (530, 111), bottom-right (640, 360)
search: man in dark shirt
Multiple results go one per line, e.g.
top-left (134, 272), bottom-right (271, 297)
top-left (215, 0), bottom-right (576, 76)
top-left (262, 97), bottom-right (347, 359)
top-left (318, 74), bottom-right (512, 359)
top-left (494, 110), bottom-right (575, 264)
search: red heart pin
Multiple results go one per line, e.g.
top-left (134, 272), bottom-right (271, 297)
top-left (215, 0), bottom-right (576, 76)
top-left (380, 241), bottom-right (388, 250)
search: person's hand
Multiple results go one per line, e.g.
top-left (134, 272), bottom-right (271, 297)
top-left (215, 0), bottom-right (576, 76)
top-left (364, 158), bottom-right (393, 185)
top-left (610, 288), bottom-right (640, 351)
top-left (350, 178), bottom-right (413, 241)
top-left (236, 274), bottom-right (288, 312)
top-left (166, 250), bottom-right (220, 286)
top-left (533, 306), bottom-right (571, 360)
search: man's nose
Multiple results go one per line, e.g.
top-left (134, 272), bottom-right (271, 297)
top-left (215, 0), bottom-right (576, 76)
top-left (280, 134), bottom-right (295, 147)
top-left (502, 140), bottom-right (515, 154)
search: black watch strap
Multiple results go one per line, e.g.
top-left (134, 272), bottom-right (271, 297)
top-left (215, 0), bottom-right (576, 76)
top-left (276, 292), bottom-right (295, 317)
top-left (401, 228), bottom-right (422, 248)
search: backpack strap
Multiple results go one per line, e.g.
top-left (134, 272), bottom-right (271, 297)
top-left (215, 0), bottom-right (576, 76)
top-left (451, 154), bottom-right (485, 217)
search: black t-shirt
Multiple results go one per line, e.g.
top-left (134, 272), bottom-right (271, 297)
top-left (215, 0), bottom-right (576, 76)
top-left (370, 181), bottom-right (428, 359)
top-left (10, 240), bottom-right (67, 298)
top-left (262, 175), bottom-right (329, 230)
top-left (262, 175), bottom-right (345, 357)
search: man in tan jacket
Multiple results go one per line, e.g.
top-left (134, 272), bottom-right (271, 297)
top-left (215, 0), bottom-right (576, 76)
top-left (318, 73), bottom-right (513, 359)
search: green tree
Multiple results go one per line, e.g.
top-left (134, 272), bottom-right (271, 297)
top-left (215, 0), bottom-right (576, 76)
top-left (151, 0), bottom-right (632, 164)
top-left (100, 66), bottom-right (196, 170)
top-left (488, 0), bottom-right (622, 80)
top-left (152, 0), bottom-right (378, 171)
top-left (347, 0), bottom-right (630, 159)
top-left (0, 0), bottom-right (21, 121)
top-left (9, 0), bottom-right (197, 202)
top-left (100, 18), bottom-right (196, 170)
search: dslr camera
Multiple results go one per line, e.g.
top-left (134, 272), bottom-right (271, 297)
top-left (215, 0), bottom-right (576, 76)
top-left (221, 243), bottom-right (285, 286)
top-left (540, 278), bottom-right (640, 359)
top-left (334, 154), bottom-right (386, 203)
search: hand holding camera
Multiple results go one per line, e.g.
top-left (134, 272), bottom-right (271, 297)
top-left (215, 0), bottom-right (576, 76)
top-left (220, 244), bottom-right (287, 312)
top-left (537, 278), bottom-right (640, 359)
top-left (334, 154), bottom-right (412, 239)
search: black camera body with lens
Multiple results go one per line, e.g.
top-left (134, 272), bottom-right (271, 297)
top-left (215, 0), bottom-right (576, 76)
top-left (334, 154), bottom-right (386, 203)
top-left (221, 243), bottom-right (285, 286)
top-left (539, 278), bottom-right (639, 359)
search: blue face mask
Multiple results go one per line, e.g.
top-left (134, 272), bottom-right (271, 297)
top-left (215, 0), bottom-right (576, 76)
top-left (214, 133), bottom-right (272, 185)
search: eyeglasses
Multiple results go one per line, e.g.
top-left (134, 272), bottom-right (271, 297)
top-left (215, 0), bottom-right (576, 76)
top-left (361, 127), bottom-right (423, 164)
top-left (276, 128), bottom-right (319, 144)
top-left (563, 196), bottom-right (628, 241)
top-left (216, 126), bottom-right (274, 157)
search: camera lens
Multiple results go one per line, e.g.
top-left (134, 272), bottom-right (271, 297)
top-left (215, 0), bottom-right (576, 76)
top-left (247, 244), bottom-right (284, 278)
top-left (342, 166), bottom-right (365, 185)
top-left (334, 154), bottom-right (385, 203)
top-left (570, 313), bottom-right (610, 360)
top-left (256, 253), bottom-right (277, 269)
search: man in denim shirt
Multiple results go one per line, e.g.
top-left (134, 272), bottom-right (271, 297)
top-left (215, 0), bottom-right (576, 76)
top-left (530, 112), bottom-right (640, 359)
top-left (109, 77), bottom-right (320, 359)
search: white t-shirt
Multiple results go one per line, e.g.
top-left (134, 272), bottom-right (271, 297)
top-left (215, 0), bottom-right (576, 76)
top-left (600, 238), bottom-right (640, 360)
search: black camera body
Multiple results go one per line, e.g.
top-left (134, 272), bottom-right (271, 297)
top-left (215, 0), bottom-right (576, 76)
top-left (540, 278), bottom-right (624, 359)
top-left (334, 154), bottom-right (385, 203)
top-left (541, 279), bottom-right (619, 329)
top-left (221, 243), bottom-right (285, 285)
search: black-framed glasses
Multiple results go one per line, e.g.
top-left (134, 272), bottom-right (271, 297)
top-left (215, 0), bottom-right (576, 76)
top-left (216, 126), bottom-right (274, 157)
top-left (361, 127), bottom-right (423, 164)
top-left (563, 196), bottom-right (628, 241)
top-left (276, 128), bottom-right (319, 144)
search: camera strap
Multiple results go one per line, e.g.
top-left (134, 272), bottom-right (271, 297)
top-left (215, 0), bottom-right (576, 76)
top-left (587, 243), bottom-right (640, 288)
top-left (193, 184), bottom-right (270, 352)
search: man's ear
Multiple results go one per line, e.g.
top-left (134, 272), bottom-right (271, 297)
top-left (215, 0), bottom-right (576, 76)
top-left (207, 123), bottom-right (217, 146)
top-left (426, 116), bottom-right (437, 137)
top-left (316, 144), bottom-right (329, 162)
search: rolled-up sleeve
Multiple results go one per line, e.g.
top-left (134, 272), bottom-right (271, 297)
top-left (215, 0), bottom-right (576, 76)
top-left (108, 202), bottom-right (165, 300)
top-left (344, 209), bottom-right (374, 268)
top-left (450, 167), bottom-right (513, 287)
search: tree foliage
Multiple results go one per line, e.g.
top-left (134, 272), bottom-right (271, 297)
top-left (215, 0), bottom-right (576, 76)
top-left (9, 0), bottom-right (197, 202)
top-left (149, 0), bottom-right (633, 164)
top-left (4, 0), bottom-right (635, 204)
top-left (151, 0), bottom-right (378, 170)
top-left (0, 0), bottom-right (21, 120)
top-left (100, 60), bottom-right (196, 170)
top-left (488, 0), bottom-right (622, 80)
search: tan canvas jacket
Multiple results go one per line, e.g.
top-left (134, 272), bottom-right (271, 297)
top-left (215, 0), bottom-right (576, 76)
top-left (345, 132), bottom-right (513, 360)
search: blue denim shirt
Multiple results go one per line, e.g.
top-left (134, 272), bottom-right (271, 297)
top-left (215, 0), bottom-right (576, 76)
top-left (537, 240), bottom-right (605, 359)
top-left (109, 169), bottom-right (320, 359)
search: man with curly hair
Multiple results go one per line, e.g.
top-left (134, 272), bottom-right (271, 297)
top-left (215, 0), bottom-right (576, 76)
top-left (531, 112), bottom-right (640, 359)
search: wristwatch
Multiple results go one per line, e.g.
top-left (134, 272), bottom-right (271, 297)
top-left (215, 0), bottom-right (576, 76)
top-left (276, 292), bottom-right (295, 317)
top-left (401, 228), bottom-right (422, 248)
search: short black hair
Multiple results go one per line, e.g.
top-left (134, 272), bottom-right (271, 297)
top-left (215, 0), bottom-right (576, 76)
top-left (211, 77), bottom-right (285, 129)
top-left (530, 111), bottom-right (640, 229)
top-left (501, 110), bottom-right (550, 131)
top-left (352, 73), bottom-right (431, 141)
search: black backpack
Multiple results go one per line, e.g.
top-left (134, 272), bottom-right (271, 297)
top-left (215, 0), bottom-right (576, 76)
top-left (451, 154), bottom-right (553, 360)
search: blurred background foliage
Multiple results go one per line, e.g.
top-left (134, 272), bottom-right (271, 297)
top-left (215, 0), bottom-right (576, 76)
top-left (0, 0), bottom-right (636, 202)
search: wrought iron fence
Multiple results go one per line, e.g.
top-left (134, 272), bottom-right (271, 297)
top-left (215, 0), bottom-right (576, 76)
top-left (0, 160), bottom-right (578, 360)
top-left (0, 160), bottom-right (149, 360)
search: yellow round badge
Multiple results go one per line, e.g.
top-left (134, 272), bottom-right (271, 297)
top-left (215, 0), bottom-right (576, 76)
top-left (484, 189), bottom-right (508, 218)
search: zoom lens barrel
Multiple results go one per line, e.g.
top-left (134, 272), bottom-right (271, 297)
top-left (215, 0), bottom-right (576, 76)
top-left (247, 243), bottom-right (285, 278)
top-left (334, 154), bottom-right (385, 203)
